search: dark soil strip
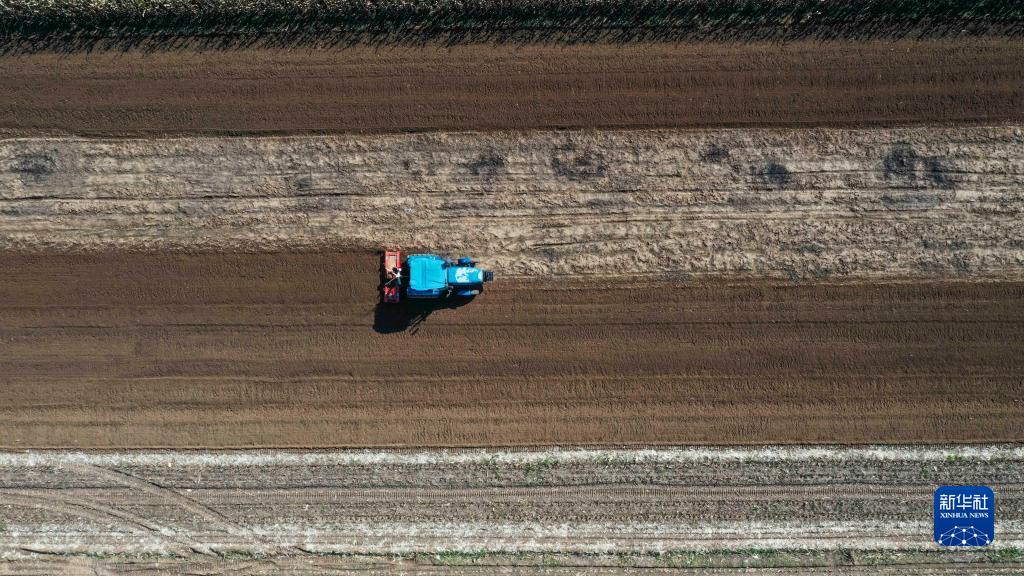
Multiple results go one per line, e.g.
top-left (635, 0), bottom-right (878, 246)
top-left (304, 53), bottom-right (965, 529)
top-left (0, 40), bottom-right (1021, 136)
top-left (0, 251), bottom-right (1021, 448)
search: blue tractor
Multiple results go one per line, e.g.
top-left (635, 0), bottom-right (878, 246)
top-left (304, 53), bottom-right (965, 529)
top-left (382, 251), bottom-right (493, 303)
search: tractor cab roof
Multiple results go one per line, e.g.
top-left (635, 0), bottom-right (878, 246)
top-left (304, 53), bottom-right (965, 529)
top-left (407, 254), bottom-right (448, 292)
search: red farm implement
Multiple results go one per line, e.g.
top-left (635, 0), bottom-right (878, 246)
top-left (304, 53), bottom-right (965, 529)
top-left (382, 250), bottom-right (402, 303)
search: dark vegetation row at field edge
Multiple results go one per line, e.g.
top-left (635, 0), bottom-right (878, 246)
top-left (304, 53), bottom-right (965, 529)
top-left (1, 0), bottom-right (1023, 51)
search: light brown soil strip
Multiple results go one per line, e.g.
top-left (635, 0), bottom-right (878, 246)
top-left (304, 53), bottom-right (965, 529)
top-left (0, 39), bottom-right (1021, 136)
top-left (0, 252), bottom-right (1020, 448)
top-left (4, 126), bottom-right (1024, 279)
top-left (2, 448), bottom-right (1024, 561)
top-left (4, 561), bottom-right (1023, 575)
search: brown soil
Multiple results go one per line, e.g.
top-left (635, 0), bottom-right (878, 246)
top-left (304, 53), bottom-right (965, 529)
top-left (0, 39), bottom-right (1022, 136)
top-left (1, 251), bottom-right (1021, 448)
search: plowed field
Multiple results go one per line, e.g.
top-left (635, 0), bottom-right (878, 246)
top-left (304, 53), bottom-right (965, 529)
top-left (3, 18), bottom-right (1023, 574)
top-left (0, 39), bottom-right (1022, 136)
top-left (1, 252), bottom-right (1021, 448)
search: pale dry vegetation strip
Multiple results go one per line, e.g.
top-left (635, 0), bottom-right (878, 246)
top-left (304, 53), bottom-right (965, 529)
top-left (1, 447), bottom-right (1023, 562)
top-left (2, 126), bottom-right (1023, 278)
top-left (4, 561), bottom-right (1024, 575)
top-left (4, 445), bottom-right (1023, 467)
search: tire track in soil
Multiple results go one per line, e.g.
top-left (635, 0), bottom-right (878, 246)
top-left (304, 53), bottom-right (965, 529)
top-left (0, 252), bottom-right (1021, 448)
top-left (0, 491), bottom-right (206, 555)
top-left (68, 464), bottom-right (248, 537)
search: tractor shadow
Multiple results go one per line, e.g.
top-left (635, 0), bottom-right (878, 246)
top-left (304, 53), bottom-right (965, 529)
top-left (373, 298), bottom-right (474, 334)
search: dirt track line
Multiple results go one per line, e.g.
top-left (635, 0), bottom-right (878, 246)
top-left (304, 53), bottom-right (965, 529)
top-left (67, 464), bottom-right (249, 538)
top-left (0, 490), bottom-right (204, 555)
top-left (12, 318), bottom-right (1023, 330)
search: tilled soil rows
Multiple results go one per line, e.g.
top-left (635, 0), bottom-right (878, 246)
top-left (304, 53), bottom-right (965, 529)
top-left (0, 40), bottom-right (1021, 136)
top-left (1, 447), bottom-right (1023, 564)
top-left (5, 564), bottom-right (1019, 575)
top-left (0, 252), bottom-right (1021, 448)
top-left (2, 126), bottom-right (1024, 278)
top-left (2, 28), bottom-right (1022, 576)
